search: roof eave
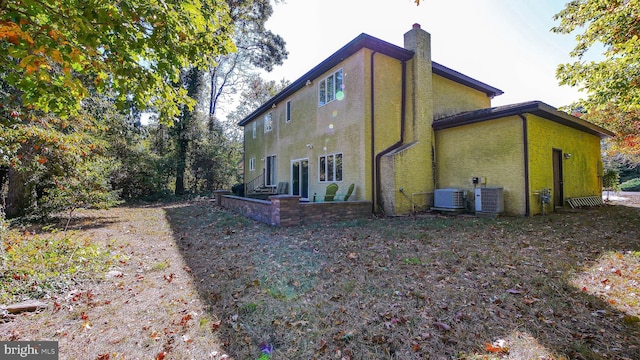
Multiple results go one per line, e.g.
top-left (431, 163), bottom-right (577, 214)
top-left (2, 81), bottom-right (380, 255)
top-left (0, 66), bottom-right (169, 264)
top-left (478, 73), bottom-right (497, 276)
top-left (433, 101), bottom-right (614, 138)
top-left (238, 34), bottom-right (414, 127)
top-left (432, 62), bottom-right (504, 98)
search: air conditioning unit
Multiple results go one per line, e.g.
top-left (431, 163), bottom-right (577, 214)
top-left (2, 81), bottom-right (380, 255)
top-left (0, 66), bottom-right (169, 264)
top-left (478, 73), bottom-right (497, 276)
top-left (434, 188), bottom-right (464, 210)
top-left (475, 187), bottom-right (504, 214)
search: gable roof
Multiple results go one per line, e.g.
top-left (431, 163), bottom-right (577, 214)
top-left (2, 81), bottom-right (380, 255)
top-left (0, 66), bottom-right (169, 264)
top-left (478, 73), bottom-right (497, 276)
top-left (432, 100), bottom-right (615, 138)
top-left (238, 33), bottom-right (503, 126)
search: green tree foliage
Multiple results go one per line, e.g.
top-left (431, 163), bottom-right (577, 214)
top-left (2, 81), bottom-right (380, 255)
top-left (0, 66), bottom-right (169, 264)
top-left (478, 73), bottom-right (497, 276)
top-left (207, 0), bottom-right (288, 121)
top-left (165, 67), bottom-right (243, 195)
top-left (0, 0), bottom-right (235, 119)
top-left (0, 91), bottom-right (120, 218)
top-left (226, 75), bottom-right (290, 125)
top-left (553, 0), bottom-right (640, 162)
top-left (1, 0), bottom-right (236, 217)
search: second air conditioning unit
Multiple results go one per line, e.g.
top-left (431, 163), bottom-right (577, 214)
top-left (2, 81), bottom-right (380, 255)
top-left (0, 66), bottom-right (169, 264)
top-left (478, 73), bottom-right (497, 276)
top-left (434, 188), bottom-right (465, 210)
top-left (475, 187), bottom-right (504, 214)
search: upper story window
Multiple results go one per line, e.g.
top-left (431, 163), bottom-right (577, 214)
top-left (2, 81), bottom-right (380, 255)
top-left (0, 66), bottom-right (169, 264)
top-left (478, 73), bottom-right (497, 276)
top-left (285, 100), bottom-right (291, 122)
top-left (252, 122), bottom-right (256, 139)
top-left (264, 112), bottom-right (273, 133)
top-left (318, 69), bottom-right (344, 106)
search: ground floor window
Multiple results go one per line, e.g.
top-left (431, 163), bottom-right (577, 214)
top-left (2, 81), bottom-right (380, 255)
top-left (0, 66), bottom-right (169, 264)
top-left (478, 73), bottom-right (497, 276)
top-left (319, 153), bottom-right (342, 182)
top-left (249, 157), bottom-right (255, 171)
top-left (266, 155), bottom-right (277, 186)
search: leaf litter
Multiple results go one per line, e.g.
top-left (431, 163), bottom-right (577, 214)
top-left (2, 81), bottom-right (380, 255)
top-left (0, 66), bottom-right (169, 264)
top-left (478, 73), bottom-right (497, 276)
top-left (2, 199), bottom-right (640, 359)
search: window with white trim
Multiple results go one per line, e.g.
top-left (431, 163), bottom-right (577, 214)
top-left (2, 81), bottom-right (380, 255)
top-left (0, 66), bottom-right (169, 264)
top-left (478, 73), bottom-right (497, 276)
top-left (285, 100), bottom-right (291, 122)
top-left (264, 112), bottom-right (273, 133)
top-left (249, 157), bottom-right (255, 171)
top-left (319, 153), bottom-right (343, 182)
top-left (266, 155), bottom-right (277, 186)
top-left (318, 69), bottom-right (344, 106)
top-left (252, 122), bottom-right (256, 139)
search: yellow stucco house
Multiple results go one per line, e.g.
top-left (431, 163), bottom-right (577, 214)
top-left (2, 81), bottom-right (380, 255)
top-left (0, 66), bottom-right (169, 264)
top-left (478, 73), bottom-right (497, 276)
top-left (238, 24), bottom-right (613, 216)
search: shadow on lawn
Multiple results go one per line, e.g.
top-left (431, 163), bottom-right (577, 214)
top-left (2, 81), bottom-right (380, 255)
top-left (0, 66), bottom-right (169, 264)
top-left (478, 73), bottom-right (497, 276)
top-left (165, 202), bottom-right (640, 359)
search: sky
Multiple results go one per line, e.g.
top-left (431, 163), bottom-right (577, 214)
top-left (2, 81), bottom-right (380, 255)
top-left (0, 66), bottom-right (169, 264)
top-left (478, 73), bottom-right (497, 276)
top-left (260, 0), bottom-right (594, 109)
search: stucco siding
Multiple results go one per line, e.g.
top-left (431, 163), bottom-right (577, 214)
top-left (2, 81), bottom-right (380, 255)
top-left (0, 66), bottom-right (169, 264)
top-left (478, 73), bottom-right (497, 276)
top-left (244, 49), bottom-right (370, 202)
top-left (433, 74), bottom-right (492, 119)
top-left (527, 114), bottom-right (603, 214)
top-left (435, 116), bottom-right (526, 215)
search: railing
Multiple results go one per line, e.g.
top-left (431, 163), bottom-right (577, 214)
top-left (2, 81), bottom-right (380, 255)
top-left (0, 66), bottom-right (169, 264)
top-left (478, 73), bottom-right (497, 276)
top-left (246, 171), bottom-right (265, 194)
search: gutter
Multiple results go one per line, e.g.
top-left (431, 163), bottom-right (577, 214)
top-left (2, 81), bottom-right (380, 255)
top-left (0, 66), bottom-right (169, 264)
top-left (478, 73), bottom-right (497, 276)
top-left (519, 114), bottom-right (531, 216)
top-left (374, 59), bottom-right (407, 213)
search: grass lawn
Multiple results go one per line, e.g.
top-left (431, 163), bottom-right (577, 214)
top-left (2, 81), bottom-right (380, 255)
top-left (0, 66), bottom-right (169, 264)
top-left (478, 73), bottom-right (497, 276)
top-left (2, 199), bottom-right (640, 359)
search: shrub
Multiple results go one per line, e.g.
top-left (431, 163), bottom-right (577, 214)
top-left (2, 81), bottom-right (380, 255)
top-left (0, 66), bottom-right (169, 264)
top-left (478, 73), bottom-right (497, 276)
top-left (603, 168), bottom-right (621, 191)
top-left (620, 178), bottom-right (640, 192)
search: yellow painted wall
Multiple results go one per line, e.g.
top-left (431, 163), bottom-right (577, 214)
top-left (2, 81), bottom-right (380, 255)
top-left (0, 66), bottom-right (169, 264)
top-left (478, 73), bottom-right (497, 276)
top-left (527, 114), bottom-right (603, 214)
top-left (435, 116), bottom-right (527, 215)
top-left (432, 74), bottom-right (491, 119)
top-left (244, 49), bottom-right (372, 202)
top-left (365, 50), bottom-right (405, 208)
top-left (378, 27), bottom-right (436, 215)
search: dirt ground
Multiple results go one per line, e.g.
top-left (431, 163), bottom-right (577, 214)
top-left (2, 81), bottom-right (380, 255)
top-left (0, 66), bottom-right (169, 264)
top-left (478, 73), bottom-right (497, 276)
top-left (1, 201), bottom-right (230, 359)
top-left (604, 191), bottom-right (640, 207)
top-left (2, 193), bottom-right (640, 359)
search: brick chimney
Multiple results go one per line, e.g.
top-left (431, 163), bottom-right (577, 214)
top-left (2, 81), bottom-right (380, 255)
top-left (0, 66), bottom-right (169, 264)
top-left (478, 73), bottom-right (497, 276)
top-left (403, 23), bottom-right (433, 144)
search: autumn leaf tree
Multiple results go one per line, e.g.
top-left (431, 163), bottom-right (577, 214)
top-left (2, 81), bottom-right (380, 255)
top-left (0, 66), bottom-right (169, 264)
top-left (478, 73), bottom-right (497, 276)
top-left (0, 0), bottom-right (235, 217)
top-left (165, 0), bottom-right (287, 195)
top-left (553, 0), bottom-right (640, 163)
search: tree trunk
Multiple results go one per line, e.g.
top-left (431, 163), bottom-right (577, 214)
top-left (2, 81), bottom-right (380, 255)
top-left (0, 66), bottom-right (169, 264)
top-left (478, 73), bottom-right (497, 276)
top-left (5, 167), bottom-right (29, 218)
top-left (174, 138), bottom-right (188, 196)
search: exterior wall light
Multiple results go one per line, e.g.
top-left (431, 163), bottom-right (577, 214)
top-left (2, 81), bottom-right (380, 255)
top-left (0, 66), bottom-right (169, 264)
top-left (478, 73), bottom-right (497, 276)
top-left (564, 153), bottom-right (572, 159)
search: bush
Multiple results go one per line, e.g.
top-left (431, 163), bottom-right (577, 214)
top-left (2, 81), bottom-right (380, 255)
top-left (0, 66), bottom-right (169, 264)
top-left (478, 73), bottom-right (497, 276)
top-left (603, 169), bottom-right (621, 191)
top-left (620, 178), bottom-right (640, 192)
top-left (232, 183), bottom-right (245, 197)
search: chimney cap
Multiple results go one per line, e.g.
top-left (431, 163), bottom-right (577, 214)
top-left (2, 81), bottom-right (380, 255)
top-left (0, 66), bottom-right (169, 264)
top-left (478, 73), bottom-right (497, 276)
top-left (413, 23), bottom-right (421, 29)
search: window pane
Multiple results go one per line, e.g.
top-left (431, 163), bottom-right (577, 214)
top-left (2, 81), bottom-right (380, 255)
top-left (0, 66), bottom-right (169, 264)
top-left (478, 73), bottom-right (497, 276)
top-left (327, 74), bottom-right (335, 102)
top-left (266, 157), bottom-right (272, 185)
top-left (319, 156), bottom-right (326, 182)
top-left (327, 155), bottom-right (334, 181)
top-left (292, 162), bottom-right (299, 195)
top-left (335, 154), bottom-right (342, 181)
top-left (301, 160), bottom-right (309, 198)
top-left (270, 156), bottom-right (277, 185)
top-left (319, 80), bottom-right (326, 106)
top-left (264, 113), bottom-right (272, 132)
top-left (286, 100), bottom-right (291, 122)
top-left (335, 70), bottom-right (344, 100)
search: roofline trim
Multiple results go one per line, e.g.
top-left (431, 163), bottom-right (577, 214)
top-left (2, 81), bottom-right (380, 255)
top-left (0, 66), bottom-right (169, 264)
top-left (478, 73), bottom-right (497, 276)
top-left (433, 100), bottom-right (615, 138)
top-left (432, 62), bottom-right (504, 98)
top-left (238, 33), bottom-right (413, 126)
top-left (238, 32), bottom-right (503, 126)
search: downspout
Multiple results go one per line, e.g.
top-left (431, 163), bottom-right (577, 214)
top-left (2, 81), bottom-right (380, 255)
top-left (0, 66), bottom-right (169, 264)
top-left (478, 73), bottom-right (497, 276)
top-left (243, 124), bottom-right (247, 197)
top-left (374, 60), bottom-right (407, 212)
top-left (370, 51), bottom-right (378, 213)
top-left (518, 114), bottom-right (531, 216)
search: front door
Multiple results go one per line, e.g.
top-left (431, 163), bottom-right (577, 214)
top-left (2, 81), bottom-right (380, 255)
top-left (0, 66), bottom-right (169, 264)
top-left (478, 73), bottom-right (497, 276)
top-left (552, 149), bottom-right (564, 207)
top-left (291, 159), bottom-right (309, 200)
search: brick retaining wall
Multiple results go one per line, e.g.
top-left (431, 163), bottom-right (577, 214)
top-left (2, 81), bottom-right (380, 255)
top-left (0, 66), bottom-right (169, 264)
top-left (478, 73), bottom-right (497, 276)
top-left (214, 190), bottom-right (371, 226)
